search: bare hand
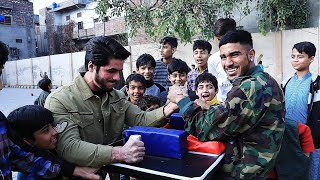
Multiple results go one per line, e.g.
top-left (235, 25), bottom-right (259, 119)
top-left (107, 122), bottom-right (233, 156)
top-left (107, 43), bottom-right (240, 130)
top-left (112, 135), bottom-right (145, 163)
top-left (163, 102), bottom-right (179, 117)
top-left (73, 166), bottom-right (101, 180)
top-left (194, 99), bottom-right (210, 110)
top-left (167, 85), bottom-right (187, 103)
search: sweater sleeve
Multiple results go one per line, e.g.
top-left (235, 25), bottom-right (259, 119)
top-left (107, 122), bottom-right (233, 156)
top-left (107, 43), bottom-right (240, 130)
top-left (298, 123), bottom-right (315, 153)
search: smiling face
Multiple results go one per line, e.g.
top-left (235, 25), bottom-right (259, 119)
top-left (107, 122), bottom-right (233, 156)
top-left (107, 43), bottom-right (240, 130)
top-left (168, 71), bottom-right (187, 86)
top-left (90, 59), bottom-right (124, 92)
top-left (196, 81), bottom-right (217, 102)
top-left (291, 48), bottom-right (313, 72)
top-left (126, 80), bottom-right (145, 104)
top-left (220, 43), bottom-right (255, 81)
top-left (193, 48), bottom-right (210, 69)
top-left (31, 124), bottom-right (58, 150)
top-left (137, 62), bottom-right (155, 81)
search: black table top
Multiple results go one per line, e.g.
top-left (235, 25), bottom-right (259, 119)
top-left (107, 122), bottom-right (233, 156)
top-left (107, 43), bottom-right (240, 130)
top-left (104, 151), bottom-right (225, 180)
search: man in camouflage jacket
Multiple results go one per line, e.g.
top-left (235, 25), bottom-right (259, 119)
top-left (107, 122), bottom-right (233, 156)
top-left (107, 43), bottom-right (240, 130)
top-left (167, 30), bottom-right (285, 179)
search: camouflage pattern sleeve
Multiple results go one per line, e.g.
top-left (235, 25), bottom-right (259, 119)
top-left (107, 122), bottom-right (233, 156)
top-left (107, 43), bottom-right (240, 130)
top-left (179, 86), bottom-right (251, 141)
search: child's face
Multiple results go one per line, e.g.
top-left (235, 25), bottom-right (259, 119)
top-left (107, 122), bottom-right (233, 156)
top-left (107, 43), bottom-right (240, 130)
top-left (127, 80), bottom-right (145, 104)
top-left (193, 48), bottom-right (210, 68)
top-left (137, 62), bottom-right (155, 81)
top-left (146, 104), bottom-right (160, 111)
top-left (32, 124), bottom-right (57, 150)
top-left (168, 71), bottom-right (187, 86)
top-left (196, 81), bottom-right (217, 102)
top-left (291, 48), bottom-right (314, 72)
top-left (160, 43), bottom-right (175, 60)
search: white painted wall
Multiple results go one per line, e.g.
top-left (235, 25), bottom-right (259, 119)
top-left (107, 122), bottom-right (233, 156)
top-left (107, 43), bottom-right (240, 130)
top-left (16, 59), bottom-right (33, 86)
top-left (32, 56), bottom-right (51, 84)
top-left (50, 53), bottom-right (73, 86)
top-left (72, 51), bottom-right (86, 79)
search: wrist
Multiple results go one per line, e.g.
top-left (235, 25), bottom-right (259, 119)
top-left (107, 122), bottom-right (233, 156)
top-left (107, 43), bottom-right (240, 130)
top-left (111, 146), bottom-right (123, 162)
top-left (175, 95), bottom-right (185, 103)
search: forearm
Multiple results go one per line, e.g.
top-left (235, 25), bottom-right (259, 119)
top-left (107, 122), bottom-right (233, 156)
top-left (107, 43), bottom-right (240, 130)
top-left (57, 134), bottom-right (112, 167)
top-left (125, 104), bottom-right (167, 127)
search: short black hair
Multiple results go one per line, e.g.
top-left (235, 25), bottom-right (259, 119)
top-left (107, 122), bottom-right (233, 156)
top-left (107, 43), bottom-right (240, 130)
top-left (195, 73), bottom-right (218, 90)
top-left (193, 40), bottom-right (212, 53)
top-left (38, 78), bottom-right (52, 91)
top-left (219, 30), bottom-right (253, 49)
top-left (7, 105), bottom-right (54, 140)
top-left (84, 36), bottom-right (131, 71)
top-left (137, 95), bottom-right (161, 111)
top-left (160, 36), bottom-right (178, 48)
top-left (293, 41), bottom-right (316, 58)
top-left (168, 59), bottom-right (190, 74)
top-left (0, 41), bottom-right (9, 76)
top-left (125, 73), bottom-right (146, 88)
top-left (136, 54), bottom-right (156, 69)
top-left (214, 18), bottom-right (236, 37)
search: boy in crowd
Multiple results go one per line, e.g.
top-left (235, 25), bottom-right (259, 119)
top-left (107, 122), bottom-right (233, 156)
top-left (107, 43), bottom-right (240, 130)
top-left (136, 54), bottom-right (166, 96)
top-left (154, 36), bottom-right (178, 90)
top-left (187, 40), bottom-right (212, 91)
top-left (34, 78), bottom-right (52, 107)
top-left (125, 73), bottom-right (147, 105)
top-left (159, 59), bottom-right (196, 105)
top-left (7, 105), bottom-right (101, 180)
top-left (137, 95), bottom-right (161, 112)
top-left (208, 18), bottom-right (236, 102)
top-left (121, 54), bottom-right (166, 97)
top-left (282, 41), bottom-right (320, 180)
top-left (193, 73), bottom-right (219, 110)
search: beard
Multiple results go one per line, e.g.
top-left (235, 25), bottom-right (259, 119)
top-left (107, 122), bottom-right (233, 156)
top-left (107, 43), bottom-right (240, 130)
top-left (94, 74), bottom-right (115, 92)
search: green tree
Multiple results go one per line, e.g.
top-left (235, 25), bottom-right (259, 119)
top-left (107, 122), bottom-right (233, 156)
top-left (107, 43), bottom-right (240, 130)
top-left (96, 0), bottom-right (310, 43)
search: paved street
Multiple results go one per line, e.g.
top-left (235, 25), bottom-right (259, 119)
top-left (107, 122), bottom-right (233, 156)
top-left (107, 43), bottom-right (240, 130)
top-left (0, 88), bottom-right (43, 116)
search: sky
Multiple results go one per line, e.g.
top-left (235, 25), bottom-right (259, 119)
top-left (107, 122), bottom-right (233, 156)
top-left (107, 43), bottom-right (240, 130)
top-left (31, 0), bottom-right (66, 15)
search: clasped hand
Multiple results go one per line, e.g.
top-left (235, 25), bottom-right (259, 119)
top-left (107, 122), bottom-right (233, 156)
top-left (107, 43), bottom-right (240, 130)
top-left (167, 85), bottom-right (188, 104)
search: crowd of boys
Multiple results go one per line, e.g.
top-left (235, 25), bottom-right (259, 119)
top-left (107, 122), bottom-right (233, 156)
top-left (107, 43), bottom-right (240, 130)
top-left (0, 17), bottom-right (319, 180)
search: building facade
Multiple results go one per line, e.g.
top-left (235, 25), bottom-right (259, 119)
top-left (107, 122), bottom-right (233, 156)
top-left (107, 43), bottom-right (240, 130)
top-left (0, 0), bottom-right (36, 61)
top-left (37, 0), bottom-right (155, 55)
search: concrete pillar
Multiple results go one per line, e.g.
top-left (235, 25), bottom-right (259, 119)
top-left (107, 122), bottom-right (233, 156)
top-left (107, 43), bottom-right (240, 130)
top-left (15, 60), bottom-right (18, 86)
top-left (274, 31), bottom-right (283, 82)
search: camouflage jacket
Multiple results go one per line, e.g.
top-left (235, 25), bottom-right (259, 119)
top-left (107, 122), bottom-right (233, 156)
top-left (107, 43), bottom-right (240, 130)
top-left (177, 66), bottom-right (285, 179)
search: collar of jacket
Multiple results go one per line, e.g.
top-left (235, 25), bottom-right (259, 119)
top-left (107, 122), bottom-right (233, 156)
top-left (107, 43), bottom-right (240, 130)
top-left (75, 74), bottom-right (117, 101)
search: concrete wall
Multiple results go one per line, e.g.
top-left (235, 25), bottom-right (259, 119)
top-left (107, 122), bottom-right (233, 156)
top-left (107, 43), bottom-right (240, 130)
top-left (3, 28), bottom-right (319, 87)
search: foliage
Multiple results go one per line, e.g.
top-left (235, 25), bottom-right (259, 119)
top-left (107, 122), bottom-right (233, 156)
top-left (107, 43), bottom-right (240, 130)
top-left (256, 0), bottom-right (310, 35)
top-left (96, 0), bottom-right (311, 42)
